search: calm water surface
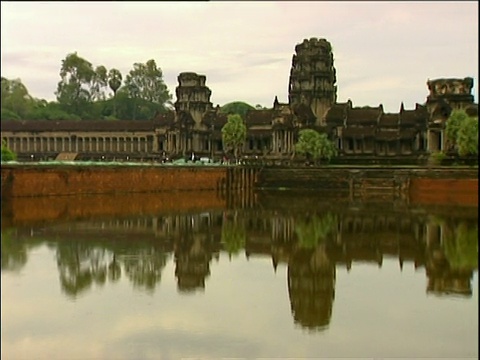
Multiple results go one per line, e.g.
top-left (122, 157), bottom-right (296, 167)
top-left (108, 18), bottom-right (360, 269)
top-left (1, 190), bottom-right (478, 359)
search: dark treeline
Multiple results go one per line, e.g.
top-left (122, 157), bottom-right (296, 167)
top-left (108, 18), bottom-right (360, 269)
top-left (1, 52), bottom-right (268, 123)
top-left (1, 52), bottom-right (174, 121)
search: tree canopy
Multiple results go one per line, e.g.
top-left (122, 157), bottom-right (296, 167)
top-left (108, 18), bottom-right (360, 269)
top-left (55, 52), bottom-right (97, 117)
top-left (295, 129), bottom-right (337, 163)
top-left (0, 53), bottom-right (173, 122)
top-left (1, 77), bottom-right (34, 119)
top-left (220, 101), bottom-right (255, 120)
top-left (221, 114), bottom-right (247, 160)
top-left (445, 109), bottom-right (478, 156)
top-left (124, 59), bottom-right (172, 120)
top-left (108, 68), bottom-right (123, 118)
top-left (1, 139), bottom-right (17, 161)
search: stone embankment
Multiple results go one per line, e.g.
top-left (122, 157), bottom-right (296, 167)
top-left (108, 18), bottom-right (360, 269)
top-left (1, 165), bottom-right (477, 206)
top-left (0, 165), bottom-right (257, 197)
top-left (1, 164), bottom-right (477, 227)
top-left (256, 167), bottom-right (478, 205)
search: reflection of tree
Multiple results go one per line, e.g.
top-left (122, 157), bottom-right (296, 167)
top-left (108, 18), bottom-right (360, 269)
top-left (442, 221), bottom-right (478, 271)
top-left (288, 213), bottom-right (337, 331)
top-left (108, 255), bottom-right (122, 283)
top-left (426, 217), bottom-right (477, 297)
top-left (294, 213), bottom-right (337, 249)
top-left (56, 243), bottom-right (110, 298)
top-left (287, 247), bottom-right (335, 331)
top-left (121, 247), bottom-right (167, 293)
top-left (221, 211), bottom-right (246, 257)
top-left (56, 241), bottom-right (168, 297)
top-left (1, 229), bottom-right (28, 272)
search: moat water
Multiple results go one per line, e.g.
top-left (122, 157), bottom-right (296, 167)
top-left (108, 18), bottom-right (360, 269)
top-left (1, 190), bottom-right (478, 359)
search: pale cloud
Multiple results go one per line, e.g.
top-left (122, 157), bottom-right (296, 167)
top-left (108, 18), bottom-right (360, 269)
top-left (1, 1), bottom-right (477, 112)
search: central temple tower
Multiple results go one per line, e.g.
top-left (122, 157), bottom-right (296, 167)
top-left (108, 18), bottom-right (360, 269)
top-left (288, 37), bottom-right (337, 126)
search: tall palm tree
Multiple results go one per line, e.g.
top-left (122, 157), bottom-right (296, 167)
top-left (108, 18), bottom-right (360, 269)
top-left (108, 69), bottom-right (122, 118)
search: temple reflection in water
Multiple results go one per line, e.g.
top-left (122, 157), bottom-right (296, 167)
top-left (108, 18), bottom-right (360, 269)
top-left (1, 190), bottom-right (477, 331)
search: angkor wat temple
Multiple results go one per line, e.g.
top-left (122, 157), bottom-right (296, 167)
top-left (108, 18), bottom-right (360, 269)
top-left (2, 37), bottom-right (478, 163)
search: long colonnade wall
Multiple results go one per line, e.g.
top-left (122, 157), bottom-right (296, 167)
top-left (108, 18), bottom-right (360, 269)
top-left (2, 132), bottom-right (156, 154)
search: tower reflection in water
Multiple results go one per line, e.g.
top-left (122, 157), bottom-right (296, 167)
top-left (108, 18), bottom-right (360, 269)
top-left (1, 190), bottom-right (477, 331)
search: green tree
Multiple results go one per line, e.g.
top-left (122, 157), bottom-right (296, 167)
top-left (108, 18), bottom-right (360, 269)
top-left (112, 87), bottom-right (160, 120)
top-left (26, 100), bottom-right (81, 121)
top-left (1, 139), bottom-right (17, 161)
top-left (55, 52), bottom-right (96, 118)
top-left (220, 101), bottom-right (255, 119)
top-left (445, 110), bottom-right (468, 151)
top-left (90, 65), bottom-right (108, 102)
top-left (445, 110), bottom-right (478, 156)
top-left (457, 116), bottom-right (478, 156)
top-left (1, 77), bottom-right (34, 118)
top-left (221, 114), bottom-right (247, 161)
top-left (108, 68), bottom-right (123, 118)
top-left (1, 108), bottom-right (21, 121)
top-left (295, 129), bottom-right (337, 164)
top-left (124, 59), bottom-right (171, 120)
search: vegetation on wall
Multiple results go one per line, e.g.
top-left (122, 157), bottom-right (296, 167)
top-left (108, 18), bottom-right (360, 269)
top-left (1, 139), bottom-right (17, 161)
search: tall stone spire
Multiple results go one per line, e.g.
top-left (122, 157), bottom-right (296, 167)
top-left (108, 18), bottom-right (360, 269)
top-left (174, 72), bottom-right (213, 127)
top-left (288, 37), bottom-right (337, 126)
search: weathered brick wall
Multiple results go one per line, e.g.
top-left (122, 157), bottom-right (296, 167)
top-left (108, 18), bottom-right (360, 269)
top-left (1, 165), bottom-right (228, 197)
top-left (1, 165), bottom-right (477, 226)
top-left (409, 178), bottom-right (478, 206)
top-left (1, 165), bottom-right (477, 204)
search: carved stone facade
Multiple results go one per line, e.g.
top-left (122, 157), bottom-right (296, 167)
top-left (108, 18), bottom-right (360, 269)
top-left (425, 77), bottom-right (476, 152)
top-left (288, 37), bottom-right (337, 126)
top-left (325, 102), bottom-right (429, 157)
top-left (1, 38), bottom-right (477, 162)
top-left (160, 72), bottom-right (219, 156)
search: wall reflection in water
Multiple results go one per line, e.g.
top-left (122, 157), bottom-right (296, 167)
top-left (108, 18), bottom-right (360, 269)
top-left (1, 190), bottom-right (478, 331)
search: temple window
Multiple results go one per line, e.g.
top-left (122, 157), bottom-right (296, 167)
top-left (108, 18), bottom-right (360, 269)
top-left (355, 140), bottom-right (361, 151)
top-left (347, 138), bottom-right (354, 151)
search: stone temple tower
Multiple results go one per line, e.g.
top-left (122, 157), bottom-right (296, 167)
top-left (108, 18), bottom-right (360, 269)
top-left (174, 72), bottom-right (213, 128)
top-left (288, 38), bottom-right (337, 126)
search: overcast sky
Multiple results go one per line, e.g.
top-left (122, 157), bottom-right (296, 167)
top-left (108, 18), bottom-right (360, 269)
top-left (1, 1), bottom-right (478, 113)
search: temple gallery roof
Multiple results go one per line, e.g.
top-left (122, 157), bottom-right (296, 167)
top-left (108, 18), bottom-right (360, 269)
top-left (346, 107), bottom-right (382, 126)
top-left (245, 109), bottom-right (273, 126)
top-left (1, 119), bottom-right (167, 132)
